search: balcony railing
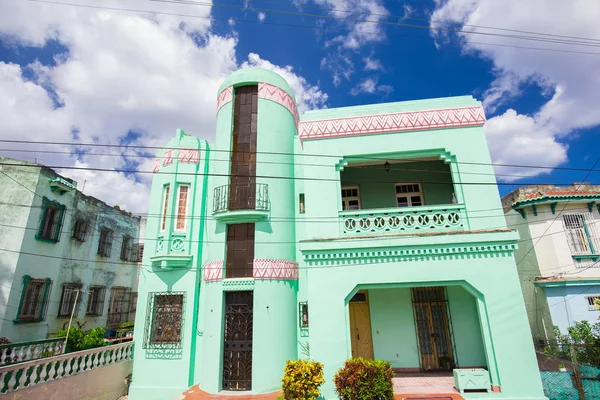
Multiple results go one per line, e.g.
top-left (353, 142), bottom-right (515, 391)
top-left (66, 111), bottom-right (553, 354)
top-left (0, 338), bottom-right (64, 365)
top-left (213, 183), bottom-right (269, 214)
top-left (340, 204), bottom-right (465, 236)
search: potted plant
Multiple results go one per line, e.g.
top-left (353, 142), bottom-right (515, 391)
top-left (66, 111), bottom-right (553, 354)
top-left (558, 364), bottom-right (567, 372)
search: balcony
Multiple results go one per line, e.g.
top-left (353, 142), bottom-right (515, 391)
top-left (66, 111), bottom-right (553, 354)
top-left (340, 203), bottom-right (465, 236)
top-left (213, 183), bottom-right (270, 223)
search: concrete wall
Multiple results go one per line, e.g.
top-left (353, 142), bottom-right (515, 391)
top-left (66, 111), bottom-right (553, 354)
top-left (2, 360), bottom-right (132, 400)
top-left (545, 285), bottom-right (600, 329)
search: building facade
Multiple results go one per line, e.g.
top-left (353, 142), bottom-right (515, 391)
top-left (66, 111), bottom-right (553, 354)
top-left (0, 158), bottom-right (141, 342)
top-left (130, 68), bottom-right (546, 400)
top-left (503, 184), bottom-right (600, 341)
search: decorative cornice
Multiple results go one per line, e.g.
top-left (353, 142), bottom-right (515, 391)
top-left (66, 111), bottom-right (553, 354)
top-left (203, 260), bottom-right (223, 282)
top-left (216, 86), bottom-right (233, 113)
top-left (222, 278), bottom-right (255, 291)
top-left (303, 243), bottom-right (516, 267)
top-left (253, 258), bottom-right (299, 280)
top-left (298, 106), bottom-right (486, 141)
top-left (258, 83), bottom-right (299, 125)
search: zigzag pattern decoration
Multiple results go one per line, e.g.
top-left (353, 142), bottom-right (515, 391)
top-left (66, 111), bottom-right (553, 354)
top-left (258, 83), bottom-right (299, 125)
top-left (216, 86), bottom-right (233, 113)
top-left (178, 149), bottom-right (200, 164)
top-left (298, 106), bottom-right (486, 141)
top-left (203, 260), bottom-right (223, 282)
top-left (253, 258), bottom-right (299, 280)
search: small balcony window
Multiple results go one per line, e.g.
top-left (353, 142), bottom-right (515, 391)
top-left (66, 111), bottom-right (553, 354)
top-left (120, 235), bottom-right (134, 261)
top-left (36, 197), bottom-right (66, 243)
top-left (161, 185), bottom-right (170, 231)
top-left (395, 183), bottom-right (424, 207)
top-left (98, 228), bottom-right (114, 257)
top-left (563, 213), bottom-right (600, 256)
top-left (72, 218), bottom-right (89, 242)
top-left (175, 184), bottom-right (190, 231)
top-left (341, 187), bottom-right (361, 210)
top-left (16, 276), bottom-right (52, 322)
top-left (107, 287), bottom-right (134, 326)
top-left (58, 283), bottom-right (82, 317)
top-left (86, 286), bottom-right (106, 316)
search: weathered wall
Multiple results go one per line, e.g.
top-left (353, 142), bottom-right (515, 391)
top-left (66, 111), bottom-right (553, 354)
top-left (2, 360), bottom-right (132, 400)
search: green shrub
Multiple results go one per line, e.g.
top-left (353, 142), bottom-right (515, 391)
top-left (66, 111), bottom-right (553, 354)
top-left (57, 327), bottom-right (106, 352)
top-left (281, 359), bottom-right (325, 400)
top-left (334, 358), bottom-right (394, 400)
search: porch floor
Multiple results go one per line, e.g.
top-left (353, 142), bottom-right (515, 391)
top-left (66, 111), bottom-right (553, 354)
top-left (393, 372), bottom-right (464, 400)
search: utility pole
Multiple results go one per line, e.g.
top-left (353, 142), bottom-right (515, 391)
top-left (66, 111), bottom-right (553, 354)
top-left (64, 289), bottom-right (88, 351)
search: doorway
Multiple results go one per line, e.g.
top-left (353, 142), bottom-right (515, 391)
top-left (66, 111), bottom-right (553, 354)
top-left (349, 290), bottom-right (374, 359)
top-left (222, 291), bottom-right (253, 390)
top-left (411, 287), bottom-right (455, 371)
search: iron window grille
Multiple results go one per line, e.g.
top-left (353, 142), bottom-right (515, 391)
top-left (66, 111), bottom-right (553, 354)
top-left (143, 292), bottom-right (185, 349)
top-left (562, 213), bottom-right (600, 255)
top-left (16, 276), bottom-right (52, 322)
top-left (58, 284), bottom-right (83, 317)
top-left (35, 197), bottom-right (66, 243)
top-left (586, 295), bottom-right (600, 310)
top-left (72, 218), bottom-right (89, 242)
top-left (107, 287), bottom-right (133, 326)
top-left (120, 235), bottom-right (133, 261)
top-left (98, 228), bottom-right (114, 257)
top-left (86, 286), bottom-right (107, 316)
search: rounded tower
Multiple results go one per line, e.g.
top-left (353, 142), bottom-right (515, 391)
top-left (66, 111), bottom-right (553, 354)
top-left (199, 68), bottom-right (299, 394)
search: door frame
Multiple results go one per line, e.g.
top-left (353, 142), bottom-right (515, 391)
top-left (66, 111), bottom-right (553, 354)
top-left (411, 286), bottom-right (457, 372)
top-left (348, 290), bottom-right (374, 359)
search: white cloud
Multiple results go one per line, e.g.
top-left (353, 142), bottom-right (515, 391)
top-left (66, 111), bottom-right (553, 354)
top-left (402, 4), bottom-right (415, 20)
top-left (320, 52), bottom-right (355, 86)
top-left (243, 53), bottom-right (328, 113)
top-left (363, 56), bottom-right (384, 71)
top-left (430, 0), bottom-right (600, 178)
top-left (350, 77), bottom-right (393, 96)
top-left (257, 12), bottom-right (266, 22)
top-left (0, 1), bottom-right (327, 213)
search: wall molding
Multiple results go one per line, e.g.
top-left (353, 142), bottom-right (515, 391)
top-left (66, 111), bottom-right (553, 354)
top-left (216, 86), bottom-right (233, 113)
top-left (257, 83), bottom-right (299, 125)
top-left (253, 258), bottom-right (299, 280)
top-left (302, 243), bottom-right (516, 267)
top-left (298, 106), bottom-right (486, 141)
top-left (202, 260), bottom-right (223, 282)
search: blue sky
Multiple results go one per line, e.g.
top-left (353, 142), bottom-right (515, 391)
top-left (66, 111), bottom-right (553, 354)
top-left (1, 0), bottom-right (599, 212)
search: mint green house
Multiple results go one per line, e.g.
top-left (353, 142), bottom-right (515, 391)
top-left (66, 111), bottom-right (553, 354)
top-left (129, 68), bottom-right (546, 400)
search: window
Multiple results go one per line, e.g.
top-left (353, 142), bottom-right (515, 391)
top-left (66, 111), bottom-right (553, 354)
top-left (16, 276), bottom-right (52, 322)
top-left (143, 292), bottom-right (185, 348)
top-left (586, 296), bottom-right (600, 311)
top-left (128, 292), bottom-right (138, 321)
top-left (120, 235), bottom-right (133, 261)
top-left (86, 286), bottom-right (106, 316)
top-left (36, 197), bottom-right (65, 242)
top-left (175, 185), bottom-right (189, 231)
top-left (395, 183), bottom-right (424, 207)
top-left (58, 284), bottom-right (82, 317)
top-left (98, 228), bottom-right (114, 257)
top-left (161, 185), bottom-right (170, 231)
top-left (341, 187), bottom-right (360, 210)
top-left (563, 213), bottom-right (600, 255)
top-left (107, 287), bottom-right (133, 326)
top-left (72, 219), bottom-right (89, 242)
top-left (137, 244), bottom-right (144, 262)
top-left (299, 193), bottom-right (305, 213)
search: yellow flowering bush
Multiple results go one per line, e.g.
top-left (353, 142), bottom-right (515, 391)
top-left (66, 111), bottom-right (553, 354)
top-left (281, 359), bottom-right (325, 400)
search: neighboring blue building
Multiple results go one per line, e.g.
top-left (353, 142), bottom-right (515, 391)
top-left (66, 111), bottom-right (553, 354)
top-left (503, 184), bottom-right (600, 340)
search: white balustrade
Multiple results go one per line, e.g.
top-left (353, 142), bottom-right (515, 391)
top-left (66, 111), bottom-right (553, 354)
top-left (340, 204), bottom-right (465, 236)
top-left (0, 342), bottom-right (134, 394)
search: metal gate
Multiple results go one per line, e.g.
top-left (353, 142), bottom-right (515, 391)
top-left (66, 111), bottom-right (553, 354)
top-left (222, 291), bottom-right (253, 391)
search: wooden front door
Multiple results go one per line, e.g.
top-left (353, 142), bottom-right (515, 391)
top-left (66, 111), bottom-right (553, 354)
top-left (349, 291), bottom-right (374, 359)
top-left (412, 287), bottom-right (454, 371)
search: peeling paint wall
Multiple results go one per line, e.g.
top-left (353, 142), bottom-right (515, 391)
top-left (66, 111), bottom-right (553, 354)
top-left (0, 157), bottom-right (141, 341)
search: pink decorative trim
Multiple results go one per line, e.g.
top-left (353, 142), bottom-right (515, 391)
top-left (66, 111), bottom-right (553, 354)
top-left (162, 149), bottom-right (173, 167)
top-left (253, 258), bottom-right (298, 280)
top-left (152, 158), bottom-right (161, 173)
top-left (258, 83), bottom-right (299, 125)
top-left (203, 260), bottom-right (223, 282)
top-left (178, 149), bottom-right (200, 164)
top-left (298, 106), bottom-right (486, 141)
top-left (216, 86), bottom-right (233, 113)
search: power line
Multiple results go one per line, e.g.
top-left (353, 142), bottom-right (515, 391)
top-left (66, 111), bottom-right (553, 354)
top-left (24, 0), bottom-right (600, 56)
